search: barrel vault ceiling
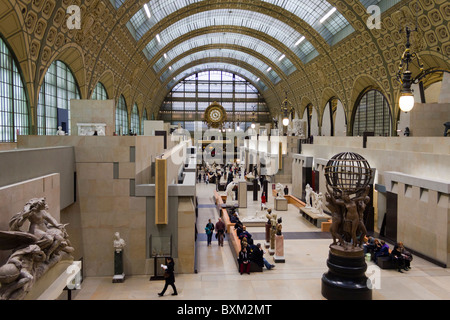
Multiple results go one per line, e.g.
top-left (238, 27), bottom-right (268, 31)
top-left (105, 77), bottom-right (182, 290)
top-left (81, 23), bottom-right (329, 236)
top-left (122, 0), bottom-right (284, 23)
top-left (0, 0), bottom-right (449, 133)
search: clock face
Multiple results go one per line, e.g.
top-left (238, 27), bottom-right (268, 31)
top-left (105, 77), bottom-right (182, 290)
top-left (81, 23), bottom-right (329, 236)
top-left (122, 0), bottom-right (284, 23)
top-left (210, 109), bottom-right (221, 121)
top-left (204, 103), bottom-right (226, 128)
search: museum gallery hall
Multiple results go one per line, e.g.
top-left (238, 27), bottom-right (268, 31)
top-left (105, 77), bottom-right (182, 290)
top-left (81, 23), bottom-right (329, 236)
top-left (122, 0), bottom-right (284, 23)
top-left (0, 0), bottom-right (449, 302)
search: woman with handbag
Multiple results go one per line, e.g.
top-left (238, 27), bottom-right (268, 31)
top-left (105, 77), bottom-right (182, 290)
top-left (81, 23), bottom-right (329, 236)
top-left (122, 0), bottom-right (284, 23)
top-left (158, 257), bottom-right (178, 296)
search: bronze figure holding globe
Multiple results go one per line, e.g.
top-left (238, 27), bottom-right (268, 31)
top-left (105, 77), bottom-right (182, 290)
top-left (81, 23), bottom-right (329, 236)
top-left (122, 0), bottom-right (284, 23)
top-left (321, 152), bottom-right (373, 300)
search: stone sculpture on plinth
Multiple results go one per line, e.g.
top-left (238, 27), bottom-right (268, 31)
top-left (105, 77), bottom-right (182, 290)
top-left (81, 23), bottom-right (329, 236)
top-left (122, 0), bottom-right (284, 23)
top-left (304, 184), bottom-right (312, 208)
top-left (268, 213), bottom-right (278, 256)
top-left (274, 217), bottom-right (285, 263)
top-left (0, 198), bottom-right (74, 300)
top-left (264, 209), bottom-right (272, 249)
top-left (113, 232), bottom-right (126, 283)
top-left (321, 152), bottom-right (373, 300)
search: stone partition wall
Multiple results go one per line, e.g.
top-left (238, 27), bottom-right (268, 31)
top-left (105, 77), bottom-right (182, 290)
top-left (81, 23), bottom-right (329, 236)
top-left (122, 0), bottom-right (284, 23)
top-left (291, 154), bottom-right (313, 200)
top-left (300, 137), bottom-right (450, 267)
top-left (0, 143), bottom-right (17, 151)
top-left (70, 100), bottom-right (115, 136)
top-left (301, 137), bottom-right (450, 188)
top-left (384, 172), bottom-right (450, 267)
top-left (313, 158), bottom-right (330, 197)
top-left (17, 136), bottom-right (165, 277)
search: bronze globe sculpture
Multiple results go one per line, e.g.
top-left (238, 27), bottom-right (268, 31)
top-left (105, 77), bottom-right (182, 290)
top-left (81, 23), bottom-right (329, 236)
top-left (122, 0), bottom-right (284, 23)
top-left (321, 152), bottom-right (373, 300)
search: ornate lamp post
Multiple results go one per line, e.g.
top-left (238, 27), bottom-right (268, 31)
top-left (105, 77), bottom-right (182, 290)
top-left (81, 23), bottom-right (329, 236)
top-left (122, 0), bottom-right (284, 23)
top-left (280, 91), bottom-right (294, 126)
top-left (396, 26), bottom-right (447, 112)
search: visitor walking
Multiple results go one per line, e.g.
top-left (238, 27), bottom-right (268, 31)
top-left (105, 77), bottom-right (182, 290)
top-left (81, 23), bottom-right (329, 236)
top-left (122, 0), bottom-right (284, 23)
top-left (261, 191), bottom-right (267, 210)
top-left (205, 219), bottom-right (215, 246)
top-left (158, 257), bottom-right (178, 296)
top-left (215, 217), bottom-right (226, 247)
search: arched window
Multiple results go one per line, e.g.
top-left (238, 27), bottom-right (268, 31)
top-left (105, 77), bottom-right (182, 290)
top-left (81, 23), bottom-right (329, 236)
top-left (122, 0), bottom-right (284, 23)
top-left (352, 89), bottom-right (391, 136)
top-left (115, 95), bottom-right (128, 135)
top-left (160, 70), bottom-right (270, 132)
top-left (91, 82), bottom-right (108, 100)
top-left (130, 103), bottom-right (139, 135)
top-left (141, 108), bottom-right (147, 135)
top-left (0, 37), bottom-right (29, 142)
top-left (37, 60), bottom-right (80, 135)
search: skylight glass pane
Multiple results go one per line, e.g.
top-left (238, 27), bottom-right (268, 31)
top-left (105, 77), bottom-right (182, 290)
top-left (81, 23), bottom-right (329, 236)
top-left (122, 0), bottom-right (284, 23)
top-left (128, 0), bottom-right (206, 40)
top-left (129, 0), bottom-right (351, 45)
top-left (261, 0), bottom-right (353, 44)
top-left (359, 0), bottom-right (402, 12)
top-left (110, 0), bottom-right (126, 9)
top-left (153, 33), bottom-right (296, 76)
top-left (168, 63), bottom-right (267, 92)
top-left (143, 9), bottom-right (318, 64)
top-left (160, 49), bottom-right (281, 84)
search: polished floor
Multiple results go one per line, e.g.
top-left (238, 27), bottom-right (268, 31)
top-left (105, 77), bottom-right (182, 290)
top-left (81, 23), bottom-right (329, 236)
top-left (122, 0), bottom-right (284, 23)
top-left (69, 181), bottom-right (450, 301)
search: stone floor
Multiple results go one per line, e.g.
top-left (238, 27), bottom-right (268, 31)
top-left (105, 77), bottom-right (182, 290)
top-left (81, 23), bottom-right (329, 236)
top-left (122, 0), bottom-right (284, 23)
top-left (69, 181), bottom-right (450, 301)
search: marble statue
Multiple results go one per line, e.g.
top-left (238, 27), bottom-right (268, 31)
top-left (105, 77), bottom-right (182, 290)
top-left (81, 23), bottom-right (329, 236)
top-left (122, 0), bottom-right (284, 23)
top-left (113, 232), bottom-right (125, 281)
top-left (56, 126), bottom-right (65, 136)
top-left (0, 244), bottom-right (46, 300)
top-left (226, 182), bottom-right (237, 205)
top-left (95, 125), bottom-right (106, 136)
top-left (0, 198), bottom-right (74, 300)
top-left (311, 192), bottom-right (328, 216)
top-left (113, 232), bottom-right (126, 252)
top-left (288, 119), bottom-right (306, 138)
top-left (305, 184), bottom-right (313, 208)
top-left (275, 183), bottom-right (285, 198)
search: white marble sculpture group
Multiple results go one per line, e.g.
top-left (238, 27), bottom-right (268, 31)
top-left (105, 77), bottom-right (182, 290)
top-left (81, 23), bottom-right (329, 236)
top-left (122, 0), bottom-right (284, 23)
top-left (304, 184), bottom-right (328, 216)
top-left (0, 198), bottom-right (74, 300)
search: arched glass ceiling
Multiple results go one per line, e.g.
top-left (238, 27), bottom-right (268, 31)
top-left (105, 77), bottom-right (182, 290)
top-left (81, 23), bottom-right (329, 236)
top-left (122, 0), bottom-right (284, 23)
top-left (110, 0), bottom-right (125, 9)
top-left (160, 49), bottom-right (281, 84)
top-left (360, 0), bottom-right (402, 12)
top-left (142, 9), bottom-right (318, 65)
top-left (128, 0), bottom-right (352, 46)
top-left (261, 0), bottom-right (353, 45)
top-left (153, 33), bottom-right (296, 76)
top-left (167, 63), bottom-right (268, 92)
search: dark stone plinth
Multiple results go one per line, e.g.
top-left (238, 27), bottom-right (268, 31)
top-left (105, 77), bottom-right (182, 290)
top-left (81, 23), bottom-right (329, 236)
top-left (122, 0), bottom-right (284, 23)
top-left (114, 250), bottom-right (123, 275)
top-left (321, 246), bottom-right (372, 300)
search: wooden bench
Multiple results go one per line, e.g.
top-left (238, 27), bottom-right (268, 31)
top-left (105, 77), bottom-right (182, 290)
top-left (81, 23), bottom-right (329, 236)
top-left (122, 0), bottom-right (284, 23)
top-left (227, 227), bottom-right (262, 273)
top-left (376, 249), bottom-right (396, 269)
top-left (213, 191), bottom-right (235, 233)
top-left (213, 191), bottom-right (262, 273)
top-left (321, 219), bottom-right (332, 232)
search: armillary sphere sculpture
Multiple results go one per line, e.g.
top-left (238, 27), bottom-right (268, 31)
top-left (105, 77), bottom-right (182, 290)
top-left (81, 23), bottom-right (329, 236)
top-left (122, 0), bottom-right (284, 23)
top-left (324, 152), bottom-right (372, 250)
top-left (321, 152), bottom-right (373, 300)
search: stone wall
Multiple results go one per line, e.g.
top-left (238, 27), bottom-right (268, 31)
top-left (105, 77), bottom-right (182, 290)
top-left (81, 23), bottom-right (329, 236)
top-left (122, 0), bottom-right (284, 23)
top-left (17, 136), bottom-right (165, 277)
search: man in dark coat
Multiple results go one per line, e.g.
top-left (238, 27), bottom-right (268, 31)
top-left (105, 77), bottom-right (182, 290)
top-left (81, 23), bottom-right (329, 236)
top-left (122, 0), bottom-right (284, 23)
top-left (251, 243), bottom-right (275, 270)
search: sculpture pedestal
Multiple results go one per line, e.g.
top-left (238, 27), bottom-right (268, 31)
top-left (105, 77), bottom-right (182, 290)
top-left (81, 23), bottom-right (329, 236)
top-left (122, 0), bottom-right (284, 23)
top-left (274, 235), bottom-right (285, 263)
top-left (275, 197), bottom-right (288, 211)
top-left (113, 250), bottom-right (125, 283)
top-left (321, 245), bottom-right (372, 300)
top-left (264, 223), bottom-right (271, 248)
top-left (238, 181), bottom-right (247, 208)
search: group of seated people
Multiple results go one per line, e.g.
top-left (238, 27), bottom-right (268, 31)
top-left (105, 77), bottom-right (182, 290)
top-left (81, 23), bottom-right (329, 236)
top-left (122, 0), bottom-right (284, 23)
top-left (229, 208), bottom-right (275, 274)
top-left (364, 236), bottom-right (413, 273)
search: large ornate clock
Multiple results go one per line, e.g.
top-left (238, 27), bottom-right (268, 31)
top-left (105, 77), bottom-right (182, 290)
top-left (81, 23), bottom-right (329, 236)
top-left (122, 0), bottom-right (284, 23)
top-left (204, 102), bottom-right (227, 129)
